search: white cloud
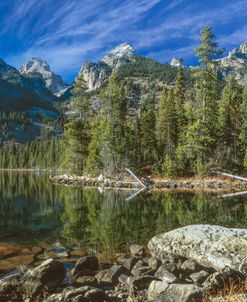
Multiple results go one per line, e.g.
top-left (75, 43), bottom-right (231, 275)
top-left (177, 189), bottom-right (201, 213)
top-left (2, 0), bottom-right (247, 81)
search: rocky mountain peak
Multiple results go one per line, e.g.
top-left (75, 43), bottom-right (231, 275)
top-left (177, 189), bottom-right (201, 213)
top-left (78, 43), bottom-right (136, 91)
top-left (217, 41), bottom-right (247, 85)
top-left (170, 58), bottom-right (181, 67)
top-left (101, 43), bottom-right (135, 68)
top-left (20, 58), bottom-right (69, 95)
top-left (239, 41), bottom-right (247, 54)
top-left (20, 57), bottom-right (51, 74)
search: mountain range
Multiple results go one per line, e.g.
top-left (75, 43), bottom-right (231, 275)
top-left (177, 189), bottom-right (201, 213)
top-left (0, 41), bottom-right (247, 143)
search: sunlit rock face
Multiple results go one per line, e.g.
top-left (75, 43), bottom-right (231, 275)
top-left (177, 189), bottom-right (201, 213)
top-left (101, 42), bottom-right (135, 69)
top-left (217, 41), bottom-right (247, 84)
top-left (78, 43), bottom-right (136, 91)
top-left (148, 224), bottom-right (247, 273)
top-left (20, 58), bottom-right (69, 95)
top-left (170, 58), bottom-right (181, 67)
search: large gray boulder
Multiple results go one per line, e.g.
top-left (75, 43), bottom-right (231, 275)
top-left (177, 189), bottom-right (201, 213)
top-left (148, 225), bottom-right (247, 273)
top-left (21, 258), bottom-right (65, 300)
top-left (0, 259), bottom-right (65, 301)
top-left (44, 286), bottom-right (109, 302)
top-left (73, 255), bottom-right (99, 276)
top-left (155, 284), bottom-right (202, 302)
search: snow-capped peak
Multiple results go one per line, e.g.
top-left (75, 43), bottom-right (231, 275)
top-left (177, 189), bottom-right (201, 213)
top-left (101, 43), bottom-right (135, 68)
top-left (20, 58), bottom-right (69, 94)
top-left (170, 58), bottom-right (181, 67)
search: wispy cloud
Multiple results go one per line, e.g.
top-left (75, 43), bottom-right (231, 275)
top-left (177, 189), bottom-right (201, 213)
top-left (1, 0), bottom-right (247, 81)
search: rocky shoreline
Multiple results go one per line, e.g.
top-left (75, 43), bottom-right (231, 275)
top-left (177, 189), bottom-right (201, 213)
top-left (0, 225), bottom-right (246, 301)
top-left (50, 174), bottom-right (247, 191)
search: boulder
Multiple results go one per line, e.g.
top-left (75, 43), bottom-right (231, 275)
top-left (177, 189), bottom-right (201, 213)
top-left (75, 276), bottom-right (97, 287)
top-left (73, 256), bottom-right (99, 276)
top-left (0, 259), bottom-right (65, 301)
top-left (155, 284), bottom-right (202, 302)
top-left (95, 265), bottom-right (130, 285)
top-left (149, 257), bottom-right (162, 271)
top-left (130, 245), bottom-right (144, 257)
top-left (122, 256), bottom-right (140, 271)
top-left (44, 286), bottom-right (106, 301)
top-left (131, 259), bottom-right (149, 276)
top-left (202, 267), bottom-right (245, 292)
top-left (190, 270), bottom-right (209, 284)
top-left (0, 273), bottom-right (22, 301)
top-left (21, 258), bottom-right (65, 300)
top-left (132, 275), bottom-right (160, 290)
top-left (180, 259), bottom-right (199, 274)
top-left (155, 264), bottom-right (178, 278)
top-left (84, 287), bottom-right (109, 301)
top-left (155, 269), bottom-right (177, 284)
top-left (148, 280), bottom-right (169, 301)
top-left (148, 225), bottom-right (247, 272)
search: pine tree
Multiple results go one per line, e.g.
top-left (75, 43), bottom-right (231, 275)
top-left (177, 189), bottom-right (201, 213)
top-left (139, 106), bottom-right (157, 165)
top-left (219, 77), bottom-right (243, 168)
top-left (174, 58), bottom-right (186, 136)
top-left (240, 84), bottom-right (247, 150)
top-left (86, 119), bottom-right (103, 176)
top-left (194, 26), bottom-right (223, 123)
top-left (191, 26), bottom-right (223, 170)
top-left (63, 71), bottom-right (92, 174)
top-left (156, 88), bottom-right (177, 159)
top-left (99, 74), bottom-right (129, 172)
top-left (63, 120), bottom-right (90, 174)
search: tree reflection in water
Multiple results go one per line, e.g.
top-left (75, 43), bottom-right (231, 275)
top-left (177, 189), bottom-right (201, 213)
top-left (0, 172), bottom-right (246, 254)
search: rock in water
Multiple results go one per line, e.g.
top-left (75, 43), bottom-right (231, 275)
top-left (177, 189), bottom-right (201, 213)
top-left (21, 258), bottom-right (65, 300)
top-left (148, 225), bottom-right (247, 273)
top-left (73, 255), bottom-right (99, 276)
top-left (0, 259), bottom-right (65, 301)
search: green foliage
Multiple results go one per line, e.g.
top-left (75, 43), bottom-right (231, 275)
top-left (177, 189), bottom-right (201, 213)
top-left (218, 77), bottom-right (243, 168)
top-left (139, 107), bottom-right (157, 165)
top-left (174, 58), bottom-right (187, 136)
top-left (156, 89), bottom-right (178, 158)
top-left (194, 26), bottom-right (224, 67)
top-left (162, 155), bottom-right (175, 177)
top-left (2, 26), bottom-right (247, 178)
top-left (240, 84), bottom-right (247, 150)
top-left (0, 136), bottom-right (63, 169)
top-left (63, 119), bottom-right (90, 174)
top-left (98, 74), bottom-right (130, 172)
top-left (117, 56), bottom-right (179, 83)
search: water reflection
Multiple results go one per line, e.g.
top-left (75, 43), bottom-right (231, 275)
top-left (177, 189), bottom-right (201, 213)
top-left (0, 172), bottom-right (246, 253)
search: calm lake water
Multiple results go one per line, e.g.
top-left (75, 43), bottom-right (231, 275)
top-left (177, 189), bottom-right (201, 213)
top-left (0, 172), bottom-right (247, 254)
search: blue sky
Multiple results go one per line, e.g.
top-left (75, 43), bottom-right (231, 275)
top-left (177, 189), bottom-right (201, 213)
top-left (0, 0), bottom-right (247, 82)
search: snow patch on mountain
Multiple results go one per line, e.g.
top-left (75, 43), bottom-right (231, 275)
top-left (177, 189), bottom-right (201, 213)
top-left (20, 58), bottom-right (69, 95)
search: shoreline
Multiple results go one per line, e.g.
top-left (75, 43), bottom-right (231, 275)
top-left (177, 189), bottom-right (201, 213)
top-left (49, 173), bottom-right (247, 192)
top-left (0, 225), bottom-right (246, 301)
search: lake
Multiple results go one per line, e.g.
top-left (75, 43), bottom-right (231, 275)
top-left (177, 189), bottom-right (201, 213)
top-left (0, 171), bottom-right (247, 255)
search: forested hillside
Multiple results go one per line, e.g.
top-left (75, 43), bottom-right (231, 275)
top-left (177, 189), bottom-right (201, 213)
top-left (1, 27), bottom-right (247, 176)
top-left (61, 26), bottom-right (247, 176)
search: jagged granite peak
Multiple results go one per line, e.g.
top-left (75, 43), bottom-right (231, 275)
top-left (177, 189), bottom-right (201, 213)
top-left (101, 42), bottom-right (135, 68)
top-left (217, 41), bottom-right (247, 84)
top-left (239, 41), bottom-right (247, 53)
top-left (79, 60), bottom-right (111, 91)
top-left (170, 58), bottom-right (181, 67)
top-left (78, 43), bottom-right (135, 91)
top-left (20, 57), bottom-right (69, 95)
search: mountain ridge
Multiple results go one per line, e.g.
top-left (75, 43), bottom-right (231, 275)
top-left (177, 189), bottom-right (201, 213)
top-left (20, 57), bottom-right (69, 96)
